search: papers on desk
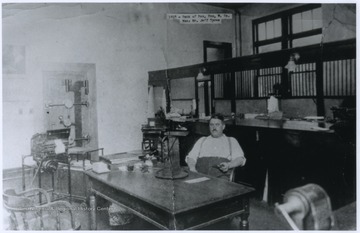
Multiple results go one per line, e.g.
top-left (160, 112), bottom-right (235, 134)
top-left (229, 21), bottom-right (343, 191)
top-left (92, 162), bottom-right (110, 174)
top-left (101, 152), bottom-right (140, 165)
top-left (107, 157), bottom-right (139, 164)
top-left (310, 126), bottom-right (331, 131)
top-left (54, 139), bottom-right (66, 154)
top-left (71, 160), bottom-right (92, 170)
top-left (185, 177), bottom-right (210, 184)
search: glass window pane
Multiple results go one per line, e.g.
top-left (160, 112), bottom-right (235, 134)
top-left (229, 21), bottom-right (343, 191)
top-left (274, 18), bottom-right (282, 37)
top-left (293, 34), bottom-right (322, 47)
top-left (301, 10), bottom-right (312, 31)
top-left (292, 13), bottom-right (302, 33)
top-left (206, 47), bottom-right (225, 62)
top-left (312, 8), bottom-right (322, 29)
top-left (266, 20), bottom-right (274, 39)
top-left (258, 23), bottom-right (266, 41)
top-left (258, 42), bottom-right (281, 53)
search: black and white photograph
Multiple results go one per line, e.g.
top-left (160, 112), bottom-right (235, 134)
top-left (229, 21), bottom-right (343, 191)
top-left (2, 1), bottom-right (357, 231)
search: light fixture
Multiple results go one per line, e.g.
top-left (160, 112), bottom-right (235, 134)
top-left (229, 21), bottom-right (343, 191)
top-left (196, 67), bottom-right (210, 81)
top-left (285, 53), bottom-right (300, 73)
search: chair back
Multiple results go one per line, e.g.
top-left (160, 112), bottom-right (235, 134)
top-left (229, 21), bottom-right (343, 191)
top-left (3, 189), bottom-right (35, 209)
top-left (3, 188), bottom-right (81, 230)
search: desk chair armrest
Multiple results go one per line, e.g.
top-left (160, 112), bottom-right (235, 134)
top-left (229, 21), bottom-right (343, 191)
top-left (85, 148), bottom-right (104, 154)
top-left (22, 154), bottom-right (35, 164)
top-left (229, 166), bottom-right (243, 182)
top-left (17, 188), bottom-right (51, 204)
top-left (229, 168), bottom-right (235, 182)
top-left (84, 148), bottom-right (104, 162)
top-left (68, 147), bottom-right (104, 156)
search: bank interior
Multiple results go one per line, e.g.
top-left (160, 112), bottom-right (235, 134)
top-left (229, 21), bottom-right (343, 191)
top-left (2, 2), bottom-right (357, 231)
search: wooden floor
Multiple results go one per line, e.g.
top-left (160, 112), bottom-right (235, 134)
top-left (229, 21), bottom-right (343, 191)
top-left (73, 197), bottom-right (288, 230)
top-left (70, 196), bottom-right (356, 230)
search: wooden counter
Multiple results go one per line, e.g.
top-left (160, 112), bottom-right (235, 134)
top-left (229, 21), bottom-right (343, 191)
top-left (233, 118), bottom-right (334, 132)
top-left (177, 119), bottom-right (355, 209)
top-left (180, 117), bottom-right (334, 133)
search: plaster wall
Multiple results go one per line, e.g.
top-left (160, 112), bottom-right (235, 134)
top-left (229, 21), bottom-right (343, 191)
top-left (279, 98), bottom-right (350, 118)
top-left (214, 100), bottom-right (232, 115)
top-left (280, 99), bottom-right (317, 118)
top-left (235, 98), bottom-right (343, 119)
top-left (322, 4), bottom-right (356, 43)
top-left (2, 3), bottom-right (235, 168)
top-left (236, 99), bottom-right (267, 114)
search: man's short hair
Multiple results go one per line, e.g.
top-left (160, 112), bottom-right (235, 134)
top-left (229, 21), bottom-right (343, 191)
top-left (210, 113), bottom-right (225, 122)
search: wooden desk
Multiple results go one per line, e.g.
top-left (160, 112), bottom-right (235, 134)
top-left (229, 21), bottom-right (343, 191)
top-left (86, 169), bottom-right (255, 230)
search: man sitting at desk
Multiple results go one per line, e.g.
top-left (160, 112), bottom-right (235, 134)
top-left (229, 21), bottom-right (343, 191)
top-left (185, 113), bottom-right (246, 179)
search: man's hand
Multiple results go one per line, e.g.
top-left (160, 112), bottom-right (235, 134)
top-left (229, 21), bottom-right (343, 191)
top-left (218, 162), bottom-right (230, 172)
top-left (189, 167), bottom-right (197, 172)
top-left (186, 157), bottom-right (197, 172)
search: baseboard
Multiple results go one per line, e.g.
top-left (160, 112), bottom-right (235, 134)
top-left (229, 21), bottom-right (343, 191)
top-left (3, 167), bottom-right (33, 180)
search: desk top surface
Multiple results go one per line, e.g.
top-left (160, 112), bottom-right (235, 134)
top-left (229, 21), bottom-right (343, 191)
top-left (86, 169), bottom-right (254, 214)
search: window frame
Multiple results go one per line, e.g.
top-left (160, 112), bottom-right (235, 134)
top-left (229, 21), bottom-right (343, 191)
top-left (252, 4), bottom-right (322, 54)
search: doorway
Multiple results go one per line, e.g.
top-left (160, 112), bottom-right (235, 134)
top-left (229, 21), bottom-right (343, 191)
top-left (203, 40), bottom-right (232, 62)
top-left (197, 80), bottom-right (212, 117)
top-left (201, 41), bottom-right (232, 115)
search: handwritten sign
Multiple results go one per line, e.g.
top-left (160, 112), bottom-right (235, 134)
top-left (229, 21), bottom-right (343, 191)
top-left (167, 13), bottom-right (232, 24)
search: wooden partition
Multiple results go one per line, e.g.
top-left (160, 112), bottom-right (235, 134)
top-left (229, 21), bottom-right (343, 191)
top-left (149, 39), bottom-right (356, 116)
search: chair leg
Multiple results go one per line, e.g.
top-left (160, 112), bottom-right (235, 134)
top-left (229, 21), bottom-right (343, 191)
top-left (68, 161), bottom-right (72, 202)
top-left (22, 158), bottom-right (26, 191)
top-left (56, 211), bottom-right (61, 230)
top-left (89, 195), bottom-right (97, 230)
top-left (39, 210), bottom-right (44, 230)
top-left (9, 212), bottom-right (18, 230)
top-left (21, 212), bottom-right (29, 230)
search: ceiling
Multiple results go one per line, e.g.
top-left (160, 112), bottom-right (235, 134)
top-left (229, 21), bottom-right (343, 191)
top-left (2, 2), bottom-right (249, 19)
top-left (203, 3), bottom-right (249, 10)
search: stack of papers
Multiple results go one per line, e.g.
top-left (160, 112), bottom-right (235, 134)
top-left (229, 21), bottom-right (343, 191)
top-left (100, 152), bottom-right (141, 165)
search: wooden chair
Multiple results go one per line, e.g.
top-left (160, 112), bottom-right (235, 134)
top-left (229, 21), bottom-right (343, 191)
top-left (3, 188), bottom-right (81, 230)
